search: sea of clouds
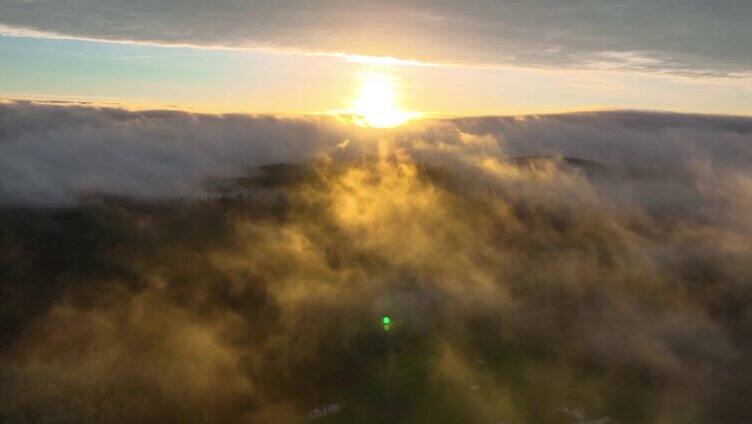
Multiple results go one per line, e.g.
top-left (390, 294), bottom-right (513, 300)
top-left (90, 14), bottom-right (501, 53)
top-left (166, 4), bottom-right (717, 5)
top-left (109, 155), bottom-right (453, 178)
top-left (1, 102), bottom-right (752, 422)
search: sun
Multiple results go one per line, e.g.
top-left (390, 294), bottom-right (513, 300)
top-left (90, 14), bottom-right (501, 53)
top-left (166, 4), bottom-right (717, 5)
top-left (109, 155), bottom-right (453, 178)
top-left (351, 71), bottom-right (418, 128)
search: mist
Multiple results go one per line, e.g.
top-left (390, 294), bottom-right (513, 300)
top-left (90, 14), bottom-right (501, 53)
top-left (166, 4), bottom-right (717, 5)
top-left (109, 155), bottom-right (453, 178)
top-left (2, 103), bottom-right (752, 423)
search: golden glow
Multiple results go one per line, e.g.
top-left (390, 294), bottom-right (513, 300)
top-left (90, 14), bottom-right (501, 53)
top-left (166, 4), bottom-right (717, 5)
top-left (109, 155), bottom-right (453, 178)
top-left (342, 54), bottom-right (435, 67)
top-left (351, 72), bottom-right (418, 128)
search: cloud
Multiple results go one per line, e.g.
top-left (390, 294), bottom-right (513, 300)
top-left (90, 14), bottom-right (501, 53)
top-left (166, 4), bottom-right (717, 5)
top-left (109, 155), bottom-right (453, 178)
top-left (0, 101), bottom-right (348, 205)
top-left (454, 111), bottom-right (752, 169)
top-left (2, 103), bottom-right (752, 421)
top-left (1, 1), bottom-right (751, 77)
top-left (2, 101), bottom-right (752, 207)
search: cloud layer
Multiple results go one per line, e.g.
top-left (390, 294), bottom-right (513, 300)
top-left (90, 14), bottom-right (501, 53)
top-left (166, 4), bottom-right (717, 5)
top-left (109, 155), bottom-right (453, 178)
top-left (1, 1), bottom-right (751, 76)
top-left (2, 101), bottom-right (752, 206)
top-left (2, 103), bottom-right (752, 422)
top-left (0, 102), bottom-right (349, 205)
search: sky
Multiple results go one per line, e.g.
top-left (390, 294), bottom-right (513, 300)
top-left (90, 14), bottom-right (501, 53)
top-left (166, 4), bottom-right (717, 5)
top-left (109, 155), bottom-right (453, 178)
top-left (4, 4), bottom-right (752, 422)
top-left (1, 0), bottom-right (751, 117)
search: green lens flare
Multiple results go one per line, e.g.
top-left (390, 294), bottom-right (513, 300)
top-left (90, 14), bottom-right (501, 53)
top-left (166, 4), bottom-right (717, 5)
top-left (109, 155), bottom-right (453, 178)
top-left (381, 316), bottom-right (391, 325)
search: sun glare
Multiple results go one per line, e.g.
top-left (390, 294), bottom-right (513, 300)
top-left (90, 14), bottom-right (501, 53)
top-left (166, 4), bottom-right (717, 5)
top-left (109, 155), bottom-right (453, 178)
top-left (351, 72), bottom-right (417, 128)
